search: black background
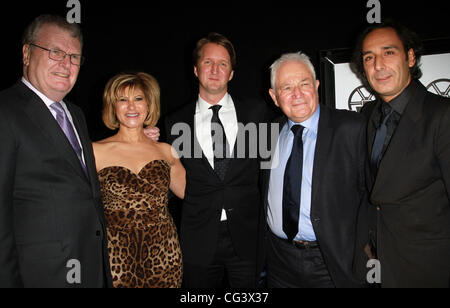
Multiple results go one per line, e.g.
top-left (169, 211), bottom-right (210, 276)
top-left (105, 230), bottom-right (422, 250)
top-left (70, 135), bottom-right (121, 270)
top-left (2, 0), bottom-right (449, 141)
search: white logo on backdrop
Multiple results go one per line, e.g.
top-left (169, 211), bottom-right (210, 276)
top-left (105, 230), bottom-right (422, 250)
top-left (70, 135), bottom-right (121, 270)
top-left (348, 86), bottom-right (376, 112)
top-left (426, 79), bottom-right (450, 98)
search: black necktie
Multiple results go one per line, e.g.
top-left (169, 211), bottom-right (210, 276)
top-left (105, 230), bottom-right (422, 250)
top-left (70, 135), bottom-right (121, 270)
top-left (283, 125), bottom-right (305, 242)
top-left (371, 103), bottom-right (394, 169)
top-left (210, 105), bottom-right (230, 181)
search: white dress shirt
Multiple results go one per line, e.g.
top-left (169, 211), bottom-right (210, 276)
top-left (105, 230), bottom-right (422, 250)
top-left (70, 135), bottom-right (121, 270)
top-left (21, 77), bottom-right (85, 164)
top-left (195, 93), bottom-right (238, 169)
top-left (195, 93), bottom-right (238, 221)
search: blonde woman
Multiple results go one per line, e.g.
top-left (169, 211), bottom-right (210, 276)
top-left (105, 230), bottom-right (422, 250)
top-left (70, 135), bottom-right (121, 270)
top-left (93, 72), bottom-right (185, 288)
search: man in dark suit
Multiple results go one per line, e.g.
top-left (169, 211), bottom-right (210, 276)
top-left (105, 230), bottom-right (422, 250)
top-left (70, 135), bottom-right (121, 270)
top-left (0, 15), bottom-right (111, 288)
top-left (352, 21), bottom-right (450, 288)
top-left (164, 33), bottom-right (272, 287)
top-left (263, 52), bottom-right (368, 288)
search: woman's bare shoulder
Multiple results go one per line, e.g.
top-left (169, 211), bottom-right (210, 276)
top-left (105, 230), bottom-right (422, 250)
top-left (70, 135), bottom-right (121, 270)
top-left (93, 136), bottom-right (121, 156)
top-left (154, 142), bottom-right (179, 164)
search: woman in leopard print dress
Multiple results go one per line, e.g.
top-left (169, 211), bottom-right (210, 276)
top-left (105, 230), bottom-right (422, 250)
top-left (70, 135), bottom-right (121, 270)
top-left (93, 72), bottom-right (185, 288)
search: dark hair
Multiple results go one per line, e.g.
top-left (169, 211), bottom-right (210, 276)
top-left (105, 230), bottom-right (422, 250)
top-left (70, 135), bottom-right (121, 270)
top-left (351, 20), bottom-right (424, 91)
top-left (22, 14), bottom-right (83, 47)
top-left (192, 32), bottom-right (236, 69)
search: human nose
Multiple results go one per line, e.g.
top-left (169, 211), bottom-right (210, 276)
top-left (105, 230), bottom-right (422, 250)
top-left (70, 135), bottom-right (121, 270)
top-left (374, 55), bottom-right (385, 71)
top-left (210, 63), bottom-right (219, 74)
top-left (126, 99), bottom-right (137, 110)
top-left (292, 86), bottom-right (303, 98)
top-left (58, 53), bottom-right (72, 69)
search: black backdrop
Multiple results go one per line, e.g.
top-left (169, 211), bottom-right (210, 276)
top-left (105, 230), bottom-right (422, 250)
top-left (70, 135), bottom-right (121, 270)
top-left (2, 0), bottom-right (449, 141)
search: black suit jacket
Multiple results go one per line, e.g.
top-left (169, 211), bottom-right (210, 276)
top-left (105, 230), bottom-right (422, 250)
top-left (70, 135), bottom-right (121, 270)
top-left (165, 96), bottom-right (273, 271)
top-left (261, 104), bottom-right (369, 288)
top-left (361, 81), bottom-right (450, 288)
top-left (0, 81), bottom-right (112, 288)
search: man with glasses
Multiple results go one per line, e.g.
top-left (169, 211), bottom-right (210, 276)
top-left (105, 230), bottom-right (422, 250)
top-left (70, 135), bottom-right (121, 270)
top-left (0, 14), bottom-right (111, 288)
top-left (28, 43), bottom-right (85, 66)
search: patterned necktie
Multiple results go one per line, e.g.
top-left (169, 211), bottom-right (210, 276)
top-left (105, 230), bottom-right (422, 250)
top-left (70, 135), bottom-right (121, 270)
top-left (50, 102), bottom-right (88, 177)
top-left (283, 125), bottom-right (305, 242)
top-left (371, 103), bottom-right (394, 170)
top-left (210, 105), bottom-right (230, 181)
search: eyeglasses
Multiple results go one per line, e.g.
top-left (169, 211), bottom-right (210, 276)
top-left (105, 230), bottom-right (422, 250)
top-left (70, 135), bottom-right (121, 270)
top-left (29, 43), bottom-right (85, 66)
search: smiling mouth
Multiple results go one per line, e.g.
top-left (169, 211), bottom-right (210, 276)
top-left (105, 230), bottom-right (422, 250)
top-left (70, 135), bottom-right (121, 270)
top-left (292, 100), bottom-right (306, 107)
top-left (375, 75), bottom-right (392, 82)
top-left (126, 113), bottom-right (140, 118)
top-left (54, 72), bottom-right (70, 78)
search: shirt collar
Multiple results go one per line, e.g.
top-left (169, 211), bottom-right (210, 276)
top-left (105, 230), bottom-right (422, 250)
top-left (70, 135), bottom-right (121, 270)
top-left (383, 79), bottom-right (419, 115)
top-left (21, 77), bottom-right (65, 107)
top-left (287, 104), bottom-right (320, 136)
top-left (197, 93), bottom-right (232, 114)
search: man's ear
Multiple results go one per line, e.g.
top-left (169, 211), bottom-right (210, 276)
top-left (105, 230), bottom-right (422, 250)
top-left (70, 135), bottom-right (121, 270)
top-left (407, 48), bottom-right (416, 68)
top-left (194, 66), bottom-right (198, 78)
top-left (269, 88), bottom-right (279, 108)
top-left (228, 70), bottom-right (234, 82)
top-left (23, 44), bottom-right (31, 66)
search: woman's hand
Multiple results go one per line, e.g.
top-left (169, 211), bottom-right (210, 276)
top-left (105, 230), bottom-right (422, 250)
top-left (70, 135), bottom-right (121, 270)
top-left (143, 126), bottom-right (160, 142)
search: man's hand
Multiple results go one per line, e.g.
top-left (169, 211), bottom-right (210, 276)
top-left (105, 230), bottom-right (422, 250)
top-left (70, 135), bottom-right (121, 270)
top-left (364, 243), bottom-right (376, 260)
top-left (144, 126), bottom-right (160, 142)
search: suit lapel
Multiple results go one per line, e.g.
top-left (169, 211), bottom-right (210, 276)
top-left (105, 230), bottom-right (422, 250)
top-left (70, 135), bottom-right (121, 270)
top-left (311, 105), bottom-right (333, 207)
top-left (221, 96), bottom-right (259, 181)
top-left (66, 103), bottom-right (96, 184)
top-left (182, 101), bottom-right (218, 177)
top-left (367, 100), bottom-right (382, 156)
top-left (372, 84), bottom-right (426, 196)
top-left (186, 96), bottom-right (255, 182)
top-left (225, 97), bottom-right (245, 177)
top-left (232, 97), bottom-right (244, 154)
top-left (364, 100), bottom-right (382, 182)
top-left (18, 83), bottom-right (89, 182)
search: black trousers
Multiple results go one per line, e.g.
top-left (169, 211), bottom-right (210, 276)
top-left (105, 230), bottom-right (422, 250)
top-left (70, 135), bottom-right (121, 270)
top-left (267, 232), bottom-right (335, 288)
top-left (183, 221), bottom-right (257, 288)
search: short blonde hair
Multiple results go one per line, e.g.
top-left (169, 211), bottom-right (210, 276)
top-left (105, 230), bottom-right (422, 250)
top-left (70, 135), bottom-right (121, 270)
top-left (102, 72), bottom-right (161, 130)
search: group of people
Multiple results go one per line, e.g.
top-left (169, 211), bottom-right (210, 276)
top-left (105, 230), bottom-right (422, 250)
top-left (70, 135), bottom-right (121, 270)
top-left (0, 14), bottom-right (448, 288)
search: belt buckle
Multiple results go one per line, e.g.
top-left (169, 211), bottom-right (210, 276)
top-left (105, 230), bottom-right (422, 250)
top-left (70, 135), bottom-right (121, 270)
top-left (292, 240), bottom-right (314, 250)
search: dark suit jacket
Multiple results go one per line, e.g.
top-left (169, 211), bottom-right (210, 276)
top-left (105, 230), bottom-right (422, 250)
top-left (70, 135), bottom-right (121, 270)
top-left (0, 81), bottom-right (112, 288)
top-left (164, 96), bottom-right (273, 273)
top-left (261, 104), bottom-right (369, 288)
top-left (361, 81), bottom-right (450, 288)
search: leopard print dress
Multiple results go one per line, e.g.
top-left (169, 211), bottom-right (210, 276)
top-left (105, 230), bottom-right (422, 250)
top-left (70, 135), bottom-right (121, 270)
top-left (98, 160), bottom-right (182, 288)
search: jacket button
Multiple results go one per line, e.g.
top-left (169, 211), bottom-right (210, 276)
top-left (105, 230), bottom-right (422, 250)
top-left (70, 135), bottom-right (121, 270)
top-left (96, 230), bottom-right (101, 236)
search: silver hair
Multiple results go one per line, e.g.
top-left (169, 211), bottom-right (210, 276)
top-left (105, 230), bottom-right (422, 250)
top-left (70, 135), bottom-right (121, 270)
top-left (270, 52), bottom-right (317, 90)
top-left (22, 14), bottom-right (83, 47)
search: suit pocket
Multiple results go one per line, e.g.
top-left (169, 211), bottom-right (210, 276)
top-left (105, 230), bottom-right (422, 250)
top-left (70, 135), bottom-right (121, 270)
top-left (18, 241), bottom-right (63, 262)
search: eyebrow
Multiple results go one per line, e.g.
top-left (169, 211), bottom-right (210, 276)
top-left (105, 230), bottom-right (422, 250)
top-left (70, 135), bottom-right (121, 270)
top-left (278, 77), bottom-right (312, 87)
top-left (362, 45), bottom-right (400, 56)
